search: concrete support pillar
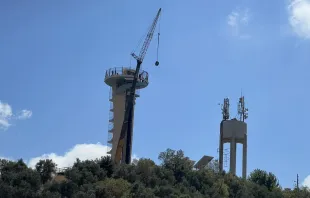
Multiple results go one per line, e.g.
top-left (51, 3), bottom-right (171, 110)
top-left (242, 134), bottom-right (247, 179)
top-left (219, 122), bottom-right (224, 173)
top-left (219, 141), bottom-right (224, 173)
top-left (229, 138), bottom-right (236, 175)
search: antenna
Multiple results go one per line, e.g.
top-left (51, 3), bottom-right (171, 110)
top-left (221, 98), bottom-right (230, 120)
top-left (238, 95), bottom-right (248, 122)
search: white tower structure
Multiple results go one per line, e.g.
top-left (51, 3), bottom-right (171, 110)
top-left (219, 96), bottom-right (248, 178)
top-left (104, 67), bottom-right (148, 163)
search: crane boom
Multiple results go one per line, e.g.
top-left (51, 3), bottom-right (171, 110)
top-left (114, 8), bottom-right (161, 164)
top-left (131, 8), bottom-right (161, 63)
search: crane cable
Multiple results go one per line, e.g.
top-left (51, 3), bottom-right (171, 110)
top-left (157, 33), bottom-right (160, 61)
top-left (156, 14), bottom-right (161, 66)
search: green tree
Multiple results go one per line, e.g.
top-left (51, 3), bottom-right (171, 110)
top-left (154, 185), bottom-right (178, 198)
top-left (211, 179), bottom-right (229, 198)
top-left (283, 187), bottom-right (310, 198)
top-left (248, 169), bottom-right (280, 191)
top-left (125, 182), bottom-right (156, 198)
top-left (1, 150), bottom-right (310, 197)
top-left (0, 159), bottom-right (41, 198)
top-left (158, 149), bottom-right (194, 182)
top-left (95, 156), bottom-right (114, 177)
top-left (95, 178), bottom-right (131, 198)
top-left (135, 158), bottom-right (157, 187)
top-left (40, 190), bottom-right (61, 198)
top-left (113, 164), bottom-right (137, 183)
top-left (35, 159), bottom-right (57, 184)
top-left (65, 159), bottom-right (106, 186)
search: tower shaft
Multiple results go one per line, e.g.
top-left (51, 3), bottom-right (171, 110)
top-left (105, 67), bottom-right (148, 164)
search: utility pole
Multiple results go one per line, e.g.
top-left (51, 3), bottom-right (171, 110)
top-left (297, 174), bottom-right (299, 191)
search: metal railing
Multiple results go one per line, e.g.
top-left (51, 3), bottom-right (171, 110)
top-left (105, 67), bottom-right (149, 82)
top-left (110, 101), bottom-right (113, 110)
top-left (108, 132), bottom-right (113, 142)
top-left (109, 87), bottom-right (113, 100)
top-left (107, 86), bottom-right (113, 154)
top-left (109, 111), bottom-right (113, 120)
top-left (108, 122), bottom-right (114, 131)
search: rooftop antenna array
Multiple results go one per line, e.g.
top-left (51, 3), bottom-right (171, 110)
top-left (221, 98), bottom-right (230, 121)
top-left (237, 95), bottom-right (248, 122)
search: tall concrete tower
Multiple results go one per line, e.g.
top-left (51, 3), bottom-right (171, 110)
top-left (219, 96), bottom-right (248, 178)
top-left (104, 67), bottom-right (148, 164)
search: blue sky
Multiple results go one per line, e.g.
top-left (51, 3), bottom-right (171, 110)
top-left (1, 0), bottom-right (310, 188)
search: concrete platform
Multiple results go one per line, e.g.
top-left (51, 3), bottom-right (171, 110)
top-left (104, 67), bottom-right (149, 89)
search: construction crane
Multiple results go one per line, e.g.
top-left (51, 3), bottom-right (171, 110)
top-left (114, 8), bottom-right (162, 164)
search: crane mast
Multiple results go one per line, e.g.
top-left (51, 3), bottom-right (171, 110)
top-left (114, 8), bottom-right (162, 164)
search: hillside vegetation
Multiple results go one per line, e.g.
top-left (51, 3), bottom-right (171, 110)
top-left (0, 148), bottom-right (309, 198)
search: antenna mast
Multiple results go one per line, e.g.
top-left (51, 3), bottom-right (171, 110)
top-left (221, 98), bottom-right (230, 120)
top-left (238, 95), bottom-right (248, 122)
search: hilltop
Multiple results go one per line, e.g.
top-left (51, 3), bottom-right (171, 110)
top-left (0, 148), bottom-right (309, 198)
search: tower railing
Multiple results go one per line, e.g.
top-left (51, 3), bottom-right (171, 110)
top-left (109, 111), bottom-right (113, 121)
top-left (105, 67), bottom-right (149, 82)
top-left (109, 87), bottom-right (113, 101)
top-left (110, 101), bottom-right (113, 111)
top-left (108, 131), bottom-right (113, 143)
top-left (107, 87), bottom-right (114, 154)
top-left (108, 122), bottom-right (114, 131)
top-left (107, 122), bottom-right (114, 154)
top-left (135, 89), bottom-right (140, 97)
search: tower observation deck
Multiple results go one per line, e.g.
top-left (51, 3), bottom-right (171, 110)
top-left (104, 67), bottom-right (149, 163)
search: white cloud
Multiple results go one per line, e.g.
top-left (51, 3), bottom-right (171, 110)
top-left (0, 101), bottom-right (13, 129)
top-left (0, 156), bottom-right (13, 161)
top-left (16, 110), bottom-right (33, 120)
top-left (132, 154), bottom-right (139, 161)
top-left (303, 175), bottom-right (310, 188)
top-left (0, 101), bottom-right (32, 130)
top-left (227, 8), bottom-right (251, 39)
top-left (0, 119), bottom-right (10, 129)
top-left (28, 143), bottom-right (110, 168)
top-left (27, 143), bottom-right (140, 169)
top-left (288, 0), bottom-right (310, 39)
top-left (0, 102), bottom-right (13, 117)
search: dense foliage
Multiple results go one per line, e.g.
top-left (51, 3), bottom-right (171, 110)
top-left (0, 149), bottom-right (309, 198)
